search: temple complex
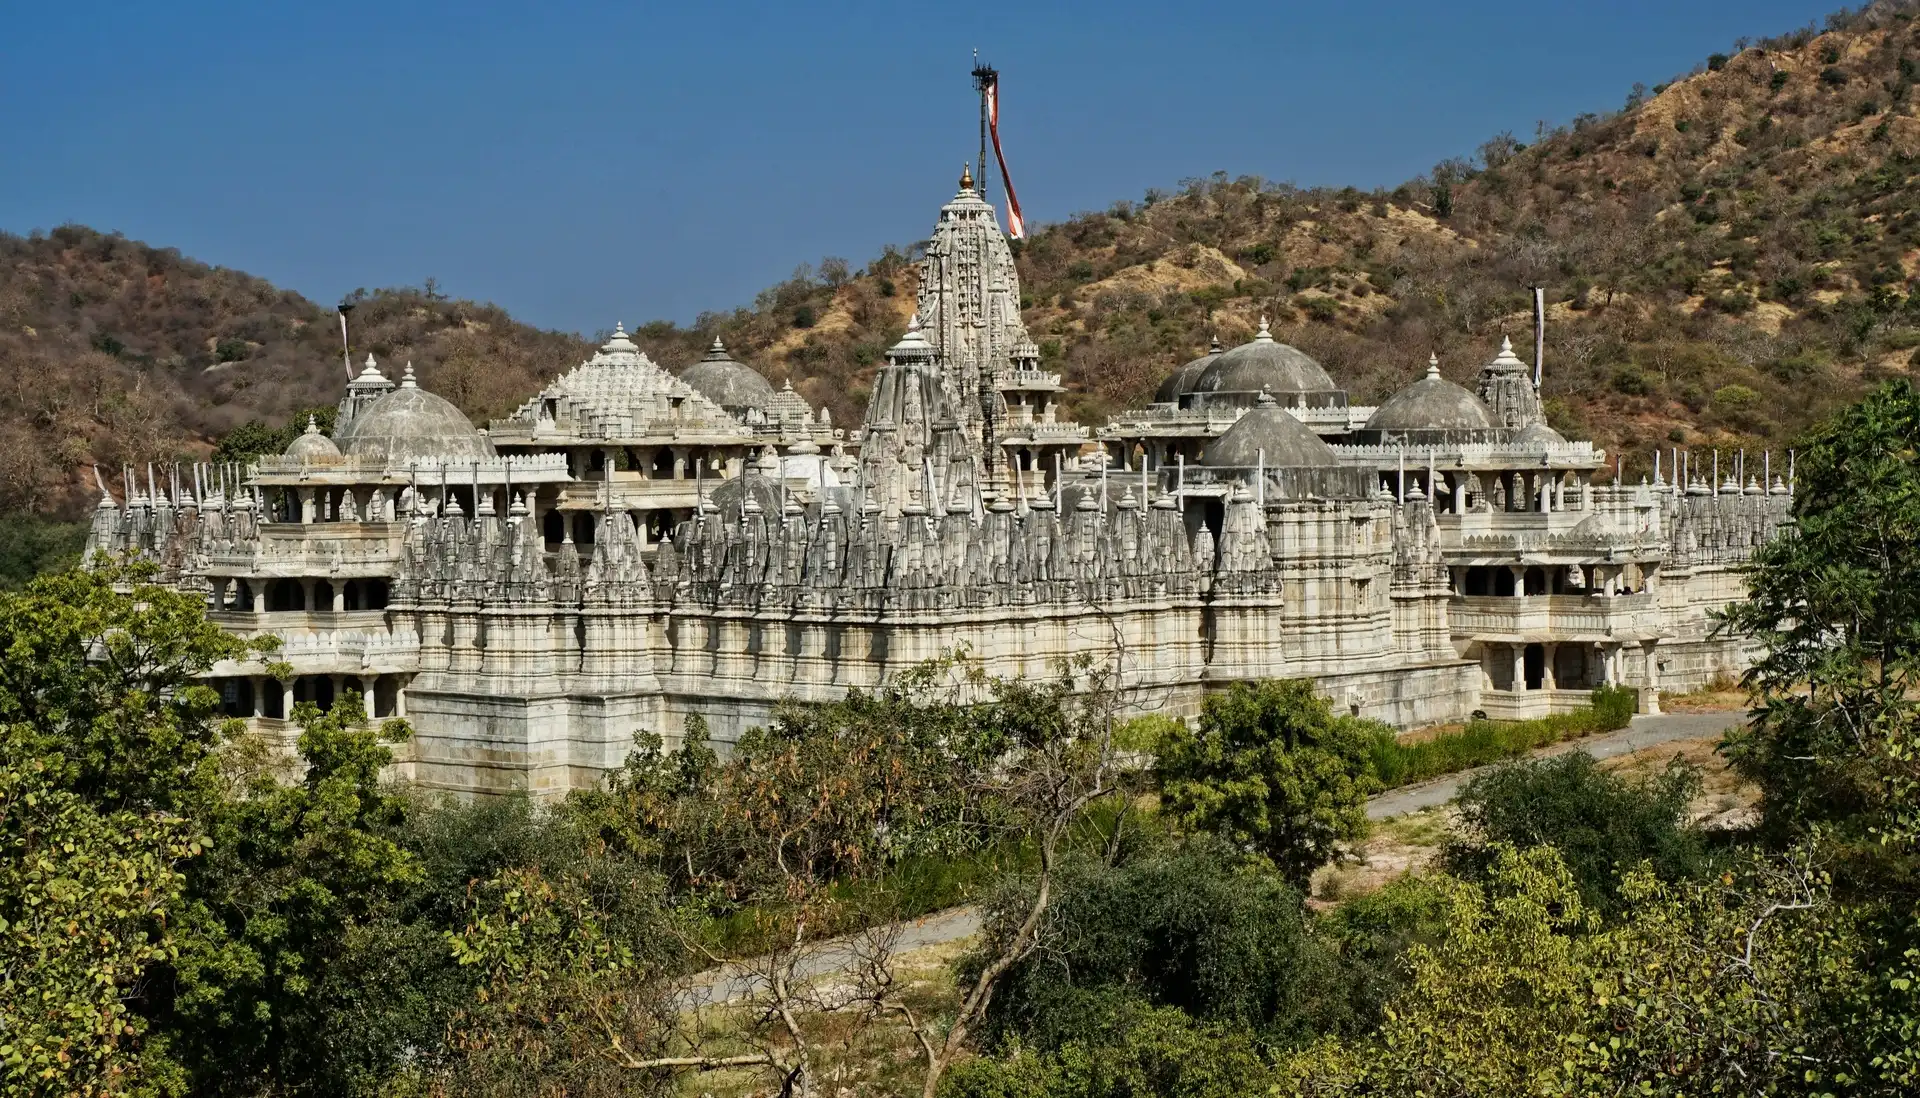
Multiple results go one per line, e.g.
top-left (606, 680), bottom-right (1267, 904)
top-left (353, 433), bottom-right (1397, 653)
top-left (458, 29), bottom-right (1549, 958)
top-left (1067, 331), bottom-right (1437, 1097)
top-left (86, 169), bottom-right (1792, 798)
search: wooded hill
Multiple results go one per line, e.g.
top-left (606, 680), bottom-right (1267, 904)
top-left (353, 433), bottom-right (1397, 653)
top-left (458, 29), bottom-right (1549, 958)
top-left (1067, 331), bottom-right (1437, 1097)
top-left (7, 1), bottom-right (1920, 522)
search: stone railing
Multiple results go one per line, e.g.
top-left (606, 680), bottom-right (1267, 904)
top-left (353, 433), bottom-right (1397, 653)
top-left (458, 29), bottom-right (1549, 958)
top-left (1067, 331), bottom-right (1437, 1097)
top-left (1450, 593), bottom-right (1660, 639)
top-left (1331, 440), bottom-right (1602, 466)
top-left (202, 523), bottom-right (407, 574)
top-left (252, 453), bottom-right (573, 482)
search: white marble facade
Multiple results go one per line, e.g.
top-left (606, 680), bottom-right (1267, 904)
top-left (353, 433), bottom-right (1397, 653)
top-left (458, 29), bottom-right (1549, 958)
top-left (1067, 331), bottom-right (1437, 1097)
top-left (88, 171), bottom-right (1791, 797)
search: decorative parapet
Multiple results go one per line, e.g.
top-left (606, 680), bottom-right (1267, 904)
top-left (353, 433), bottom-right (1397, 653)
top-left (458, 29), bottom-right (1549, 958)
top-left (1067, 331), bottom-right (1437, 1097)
top-left (251, 453), bottom-right (573, 483)
top-left (1330, 440), bottom-right (1602, 467)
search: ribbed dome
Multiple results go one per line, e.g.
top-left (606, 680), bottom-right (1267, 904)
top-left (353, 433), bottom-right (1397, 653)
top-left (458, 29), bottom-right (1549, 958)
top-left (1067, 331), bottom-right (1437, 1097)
top-left (1203, 399), bottom-right (1342, 469)
top-left (282, 416), bottom-right (343, 463)
top-left (1367, 356), bottom-right (1496, 433)
top-left (1191, 319), bottom-right (1335, 396)
top-left (680, 339), bottom-right (776, 413)
top-left (1154, 338), bottom-right (1223, 404)
top-left (339, 365), bottom-right (494, 463)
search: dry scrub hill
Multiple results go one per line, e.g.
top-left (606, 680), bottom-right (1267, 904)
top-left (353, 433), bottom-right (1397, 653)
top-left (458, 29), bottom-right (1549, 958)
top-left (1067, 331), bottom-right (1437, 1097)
top-left (10, 2), bottom-right (1920, 524)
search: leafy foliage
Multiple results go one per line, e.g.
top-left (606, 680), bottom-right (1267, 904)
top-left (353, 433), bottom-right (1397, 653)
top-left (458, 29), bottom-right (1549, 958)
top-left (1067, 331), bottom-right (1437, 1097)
top-left (1443, 751), bottom-right (1706, 916)
top-left (976, 839), bottom-right (1353, 1052)
top-left (1156, 679), bottom-right (1377, 886)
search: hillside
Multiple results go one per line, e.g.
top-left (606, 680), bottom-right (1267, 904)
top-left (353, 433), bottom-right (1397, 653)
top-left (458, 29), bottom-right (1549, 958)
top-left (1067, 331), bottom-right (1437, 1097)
top-left (8, 1), bottom-right (1920, 529)
top-left (0, 227), bottom-right (592, 517)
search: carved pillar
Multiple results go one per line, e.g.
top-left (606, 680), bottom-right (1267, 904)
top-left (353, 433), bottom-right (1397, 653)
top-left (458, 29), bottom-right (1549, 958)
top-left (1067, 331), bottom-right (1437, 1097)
top-left (251, 676), bottom-right (265, 718)
top-left (332, 584), bottom-right (346, 613)
top-left (1510, 644), bottom-right (1525, 692)
top-left (1543, 643), bottom-right (1558, 690)
top-left (299, 578), bottom-right (316, 611)
top-left (1509, 564), bottom-right (1526, 599)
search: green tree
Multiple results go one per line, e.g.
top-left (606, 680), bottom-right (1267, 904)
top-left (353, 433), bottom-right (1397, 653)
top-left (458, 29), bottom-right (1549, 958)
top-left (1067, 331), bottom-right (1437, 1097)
top-left (1155, 680), bottom-right (1378, 886)
top-left (977, 839), bottom-right (1351, 1052)
top-left (160, 696), bottom-right (422, 1097)
top-left (0, 734), bottom-right (197, 1098)
top-left (1280, 845), bottom-right (1875, 1097)
top-left (1717, 378), bottom-right (1920, 1085)
top-left (1443, 751), bottom-right (1705, 916)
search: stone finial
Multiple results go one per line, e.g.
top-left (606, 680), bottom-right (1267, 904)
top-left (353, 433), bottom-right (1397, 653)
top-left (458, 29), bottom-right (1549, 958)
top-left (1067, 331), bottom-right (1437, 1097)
top-left (304, 414), bottom-right (321, 434)
top-left (602, 323), bottom-right (639, 354)
top-left (1255, 316), bottom-right (1273, 342)
top-left (1426, 353), bottom-right (1441, 380)
top-left (1209, 335), bottom-right (1224, 353)
top-left (401, 362), bottom-right (418, 389)
top-left (960, 162), bottom-right (974, 192)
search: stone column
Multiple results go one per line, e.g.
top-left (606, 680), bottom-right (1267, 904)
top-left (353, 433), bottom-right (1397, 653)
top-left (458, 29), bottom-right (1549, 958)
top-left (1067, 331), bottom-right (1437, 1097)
top-left (250, 677), bottom-right (265, 718)
top-left (361, 675), bottom-right (377, 718)
top-left (1580, 472), bottom-right (1593, 511)
top-left (1540, 472), bottom-right (1553, 513)
top-left (299, 488), bottom-right (316, 524)
top-left (393, 677), bottom-right (407, 719)
top-left (1509, 564), bottom-right (1526, 598)
top-left (299, 578), bottom-right (316, 611)
top-left (1543, 643), bottom-right (1558, 690)
top-left (332, 584), bottom-right (346, 613)
top-left (282, 679), bottom-right (295, 719)
top-left (1640, 641), bottom-right (1662, 715)
top-left (1449, 566), bottom-right (1465, 594)
top-left (1510, 644), bottom-right (1525, 692)
top-left (1596, 644), bottom-right (1612, 685)
top-left (1479, 644), bottom-right (1495, 690)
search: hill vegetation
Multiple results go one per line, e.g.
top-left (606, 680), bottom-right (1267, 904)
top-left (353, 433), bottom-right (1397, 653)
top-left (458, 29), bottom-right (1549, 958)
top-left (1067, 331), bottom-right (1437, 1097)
top-left (10, 2), bottom-right (1920, 521)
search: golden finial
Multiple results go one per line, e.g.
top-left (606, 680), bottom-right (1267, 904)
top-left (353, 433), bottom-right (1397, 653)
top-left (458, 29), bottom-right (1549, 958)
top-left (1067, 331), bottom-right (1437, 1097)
top-left (960, 162), bottom-right (974, 191)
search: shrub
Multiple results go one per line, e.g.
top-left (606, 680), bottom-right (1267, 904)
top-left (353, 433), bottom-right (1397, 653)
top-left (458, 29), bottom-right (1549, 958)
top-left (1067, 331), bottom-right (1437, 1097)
top-left (944, 1000), bottom-right (1276, 1098)
top-left (1368, 686), bottom-right (1637, 789)
top-left (973, 840), bottom-right (1353, 1051)
top-left (1156, 680), bottom-right (1380, 885)
top-left (1821, 66), bottom-right (1849, 87)
top-left (1713, 383), bottom-right (1761, 409)
top-left (1442, 751), bottom-right (1706, 916)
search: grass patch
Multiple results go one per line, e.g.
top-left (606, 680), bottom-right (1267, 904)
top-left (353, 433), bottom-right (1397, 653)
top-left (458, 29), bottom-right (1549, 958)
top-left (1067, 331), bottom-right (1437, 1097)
top-left (1368, 686), bottom-right (1637, 789)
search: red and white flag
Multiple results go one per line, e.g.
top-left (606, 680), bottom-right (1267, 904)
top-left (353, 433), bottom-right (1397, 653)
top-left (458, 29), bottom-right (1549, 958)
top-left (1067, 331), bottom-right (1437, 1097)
top-left (985, 77), bottom-right (1025, 239)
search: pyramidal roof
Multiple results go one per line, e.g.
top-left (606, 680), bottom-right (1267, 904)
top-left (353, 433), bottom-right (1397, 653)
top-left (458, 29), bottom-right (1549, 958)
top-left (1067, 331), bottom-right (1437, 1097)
top-left (496, 324), bottom-right (740, 438)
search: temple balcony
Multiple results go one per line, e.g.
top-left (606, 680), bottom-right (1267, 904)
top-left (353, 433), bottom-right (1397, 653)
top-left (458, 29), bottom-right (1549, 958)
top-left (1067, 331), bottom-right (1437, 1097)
top-left (203, 522), bottom-right (406, 576)
top-left (1449, 593), bottom-right (1660, 644)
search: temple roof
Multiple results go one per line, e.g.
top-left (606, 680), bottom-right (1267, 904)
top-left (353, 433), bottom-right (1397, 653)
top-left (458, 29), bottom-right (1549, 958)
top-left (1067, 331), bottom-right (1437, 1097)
top-left (283, 415), bottom-right (343, 464)
top-left (339, 364), bottom-right (495, 463)
top-left (1366, 355), bottom-right (1496, 433)
top-left (1155, 337), bottom-right (1224, 404)
top-left (495, 324), bottom-right (742, 440)
top-left (679, 338), bottom-right (777, 414)
top-left (1191, 319), bottom-right (1336, 396)
top-left (1203, 396), bottom-right (1342, 469)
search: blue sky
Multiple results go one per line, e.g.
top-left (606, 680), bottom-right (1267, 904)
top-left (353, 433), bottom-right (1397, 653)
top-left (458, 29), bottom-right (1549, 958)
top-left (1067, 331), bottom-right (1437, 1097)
top-left (2, 0), bottom-right (1840, 335)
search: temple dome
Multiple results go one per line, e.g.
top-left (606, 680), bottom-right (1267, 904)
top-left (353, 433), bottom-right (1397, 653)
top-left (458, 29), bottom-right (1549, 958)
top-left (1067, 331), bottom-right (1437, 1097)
top-left (282, 416), bottom-right (342, 463)
top-left (1155, 337), bottom-right (1223, 404)
top-left (339, 364), bottom-right (494, 463)
top-left (1366, 356), bottom-right (1496, 433)
top-left (1513, 421), bottom-right (1567, 447)
top-left (680, 339), bottom-right (776, 414)
top-left (1203, 397), bottom-right (1342, 469)
top-left (1191, 318), bottom-right (1335, 397)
